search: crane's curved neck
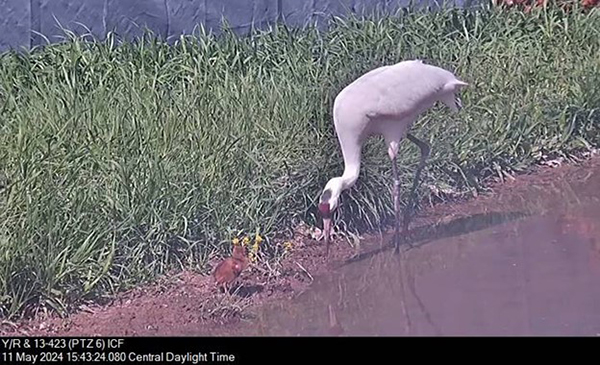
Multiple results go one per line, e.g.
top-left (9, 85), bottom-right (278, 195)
top-left (323, 136), bottom-right (362, 201)
top-left (338, 143), bottom-right (361, 189)
top-left (340, 131), bottom-right (363, 185)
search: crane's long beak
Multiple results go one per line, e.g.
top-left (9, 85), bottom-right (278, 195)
top-left (318, 201), bottom-right (332, 256)
top-left (323, 217), bottom-right (332, 255)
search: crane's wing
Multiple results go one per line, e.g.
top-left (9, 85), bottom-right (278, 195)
top-left (363, 61), bottom-right (467, 119)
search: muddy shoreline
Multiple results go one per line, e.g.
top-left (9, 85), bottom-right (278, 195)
top-left (2, 152), bottom-right (599, 336)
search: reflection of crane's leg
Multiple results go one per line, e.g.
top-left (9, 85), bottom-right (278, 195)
top-left (403, 133), bottom-right (431, 233)
top-left (388, 141), bottom-right (402, 253)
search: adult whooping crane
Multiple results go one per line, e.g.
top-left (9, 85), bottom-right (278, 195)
top-left (318, 59), bottom-right (468, 255)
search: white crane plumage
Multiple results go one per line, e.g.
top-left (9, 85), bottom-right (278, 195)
top-left (318, 59), bottom-right (468, 255)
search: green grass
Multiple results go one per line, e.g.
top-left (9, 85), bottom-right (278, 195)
top-left (0, 3), bottom-right (599, 319)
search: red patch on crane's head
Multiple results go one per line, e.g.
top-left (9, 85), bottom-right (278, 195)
top-left (318, 202), bottom-right (331, 218)
top-left (319, 188), bottom-right (333, 218)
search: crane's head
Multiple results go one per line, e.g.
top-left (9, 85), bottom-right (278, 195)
top-left (318, 178), bottom-right (344, 246)
top-left (318, 189), bottom-right (334, 248)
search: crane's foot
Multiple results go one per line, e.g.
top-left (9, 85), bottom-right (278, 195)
top-left (402, 211), bottom-right (412, 236)
top-left (392, 228), bottom-right (414, 253)
top-left (391, 207), bottom-right (418, 254)
top-left (392, 217), bottom-right (404, 254)
top-left (393, 233), bottom-right (401, 254)
top-left (393, 234), bottom-right (416, 253)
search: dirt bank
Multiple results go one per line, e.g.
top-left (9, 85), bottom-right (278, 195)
top-left (2, 152), bottom-right (599, 336)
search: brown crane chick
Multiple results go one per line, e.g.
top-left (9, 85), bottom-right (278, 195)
top-left (213, 245), bottom-right (249, 293)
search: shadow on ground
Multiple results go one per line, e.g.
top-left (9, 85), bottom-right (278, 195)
top-left (343, 211), bottom-right (529, 266)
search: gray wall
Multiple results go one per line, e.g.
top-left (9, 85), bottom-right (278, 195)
top-left (0, 0), bottom-right (469, 52)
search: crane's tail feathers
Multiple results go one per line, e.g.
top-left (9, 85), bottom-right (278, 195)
top-left (442, 79), bottom-right (469, 93)
top-left (451, 79), bottom-right (469, 88)
top-left (439, 79), bottom-right (468, 112)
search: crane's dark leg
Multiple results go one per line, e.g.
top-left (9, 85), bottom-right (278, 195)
top-left (403, 133), bottom-right (431, 234)
top-left (391, 157), bottom-right (403, 252)
top-left (389, 145), bottom-right (403, 253)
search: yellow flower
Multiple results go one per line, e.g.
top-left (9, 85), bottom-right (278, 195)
top-left (251, 242), bottom-right (260, 253)
top-left (254, 233), bottom-right (263, 245)
top-left (283, 241), bottom-right (293, 251)
top-left (232, 237), bottom-right (240, 246)
top-left (242, 236), bottom-right (250, 246)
